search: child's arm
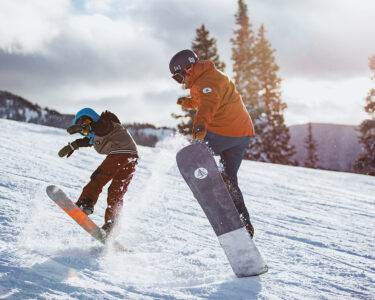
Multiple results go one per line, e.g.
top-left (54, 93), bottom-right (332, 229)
top-left (91, 111), bottom-right (120, 137)
top-left (58, 138), bottom-right (91, 158)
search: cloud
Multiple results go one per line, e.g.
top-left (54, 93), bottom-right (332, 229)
top-left (282, 77), bottom-right (372, 125)
top-left (249, 0), bottom-right (375, 79)
top-left (0, 0), bottom-right (374, 127)
top-left (0, 0), bottom-right (70, 54)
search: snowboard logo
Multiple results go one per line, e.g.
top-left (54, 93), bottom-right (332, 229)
top-left (194, 167), bottom-right (208, 179)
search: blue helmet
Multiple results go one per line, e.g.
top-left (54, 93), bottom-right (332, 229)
top-left (73, 108), bottom-right (100, 144)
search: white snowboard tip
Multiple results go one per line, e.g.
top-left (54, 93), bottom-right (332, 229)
top-left (218, 227), bottom-right (268, 277)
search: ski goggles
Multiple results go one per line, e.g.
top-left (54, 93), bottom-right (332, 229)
top-left (81, 119), bottom-right (92, 136)
top-left (171, 64), bottom-right (194, 84)
top-left (76, 117), bottom-right (92, 136)
top-left (172, 71), bottom-right (186, 84)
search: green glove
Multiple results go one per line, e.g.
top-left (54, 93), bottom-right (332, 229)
top-left (58, 141), bottom-right (79, 158)
top-left (67, 124), bottom-right (92, 135)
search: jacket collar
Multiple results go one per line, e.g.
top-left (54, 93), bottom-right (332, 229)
top-left (186, 60), bottom-right (216, 89)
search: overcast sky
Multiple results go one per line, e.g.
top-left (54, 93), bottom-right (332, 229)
top-left (0, 0), bottom-right (374, 127)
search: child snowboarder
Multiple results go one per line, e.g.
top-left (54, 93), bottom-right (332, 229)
top-left (58, 108), bottom-right (138, 238)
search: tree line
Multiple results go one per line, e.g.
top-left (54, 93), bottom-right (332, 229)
top-left (353, 56), bottom-right (375, 175)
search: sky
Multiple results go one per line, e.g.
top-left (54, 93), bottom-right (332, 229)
top-left (0, 0), bottom-right (374, 127)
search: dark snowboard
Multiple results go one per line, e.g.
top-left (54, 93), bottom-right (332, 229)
top-left (176, 143), bottom-right (268, 277)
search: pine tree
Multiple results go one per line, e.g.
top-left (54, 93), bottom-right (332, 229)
top-left (304, 123), bottom-right (320, 168)
top-left (230, 0), bottom-right (258, 106)
top-left (252, 24), bottom-right (296, 165)
top-left (353, 55), bottom-right (375, 175)
top-left (192, 24), bottom-right (226, 72)
top-left (230, 0), bottom-right (266, 161)
top-left (172, 24), bottom-right (225, 135)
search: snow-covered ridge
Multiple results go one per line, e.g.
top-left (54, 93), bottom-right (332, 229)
top-left (0, 90), bottom-right (175, 147)
top-left (0, 90), bottom-right (74, 129)
top-left (0, 118), bottom-right (374, 299)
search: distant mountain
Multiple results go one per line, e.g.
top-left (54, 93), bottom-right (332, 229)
top-left (0, 90), bottom-right (74, 128)
top-left (125, 123), bottom-right (175, 147)
top-left (0, 90), bottom-right (174, 147)
top-left (289, 123), bottom-right (362, 172)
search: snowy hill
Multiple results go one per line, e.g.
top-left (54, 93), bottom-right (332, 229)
top-left (0, 90), bottom-right (74, 129)
top-left (0, 119), bottom-right (374, 299)
top-left (0, 90), bottom-right (174, 147)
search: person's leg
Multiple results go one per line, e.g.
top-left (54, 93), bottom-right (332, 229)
top-left (221, 173), bottom-right (254, 237)
top-left (219, 136), bottom-right (254, 238)
top-left (220, 139), bottom-right (249, 186)
top-left (203, 131), bottom-right (231, 154)
top-left (76, 155), bottom-right (128, 214)
top-left (103, 155), bottom-right (138, 233)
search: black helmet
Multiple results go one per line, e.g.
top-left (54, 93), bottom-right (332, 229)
top-left (169, 49), bottom-right (198, 83)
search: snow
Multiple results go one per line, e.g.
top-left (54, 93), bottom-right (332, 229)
top-left (22, 107), bottom-right (39, 122)
top-left (0, 118), bottom-right (374, 299)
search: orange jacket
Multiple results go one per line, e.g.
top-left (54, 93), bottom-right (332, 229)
top-left (181, 60), bottom-right (254, 137)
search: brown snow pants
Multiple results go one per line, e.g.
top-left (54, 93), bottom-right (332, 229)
top-left (78, 153), bottom-right (138, 224)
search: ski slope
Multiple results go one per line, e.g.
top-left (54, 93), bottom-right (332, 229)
top-left (0, 118), bottom-right (374, 299)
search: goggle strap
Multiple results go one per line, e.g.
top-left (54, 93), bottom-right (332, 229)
top-left (184, 64), bottom-right (194, 75)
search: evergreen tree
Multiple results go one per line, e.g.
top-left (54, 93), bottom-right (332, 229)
top-left (252, 24), bottom-right (296, 165)
top-left (192, 24), bottom-right (226, 72)
top-left (304, 123), bottom-right (320, 168)
top-left (230, 0), bottom-right (266, 161)
top-left (230, 0), bottom-right (257, 105)
top-left (172, 24), bottom-right (225, 135)
top-left (353, 55), bottom-right (375, 175)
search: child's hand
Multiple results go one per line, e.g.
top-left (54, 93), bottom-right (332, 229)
top-left (67, 124), bottom-right (91, 135)
top-left (58, 141), bottom-right (79, 158)
top-left (67, 124), bottom-right (83, 134)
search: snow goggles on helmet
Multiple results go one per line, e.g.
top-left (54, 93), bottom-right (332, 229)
top-left (76, 117), bottom-right (92, 136)
top-left (171, 64), bottom-right (194, 84)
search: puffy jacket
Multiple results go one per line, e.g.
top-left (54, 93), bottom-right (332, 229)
top-left (93, 122), bottom-right (137, 156)
top-left (181, 60), bottom-right (254, 137)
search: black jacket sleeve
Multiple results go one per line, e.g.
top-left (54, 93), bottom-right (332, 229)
top-left (75, 137), bottom-right (91, 147)
top-left (90, 110), bottom-right (121, 137)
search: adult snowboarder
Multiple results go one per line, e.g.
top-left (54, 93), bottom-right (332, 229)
top-left (58, 108), bottom-right (138, 238)
top-left (169, 49), bottom-right (255, 238)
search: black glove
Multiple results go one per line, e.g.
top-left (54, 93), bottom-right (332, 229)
top-left (58, 141), bottom-right (79, 158)
top-left (192, 125), bottom-right (207, 140)
top-left (67, 124), bottom-right (92, 135)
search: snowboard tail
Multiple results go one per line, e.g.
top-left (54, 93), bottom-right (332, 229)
top-left (176, 143), bottom-right (268, 277)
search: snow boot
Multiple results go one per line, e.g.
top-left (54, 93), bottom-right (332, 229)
top-left (221, 173), bottom-right (254, 239)
top-left (100, 220), bottom-right (116, 241)
top-left (75, 197), bottom-right (94, 215)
